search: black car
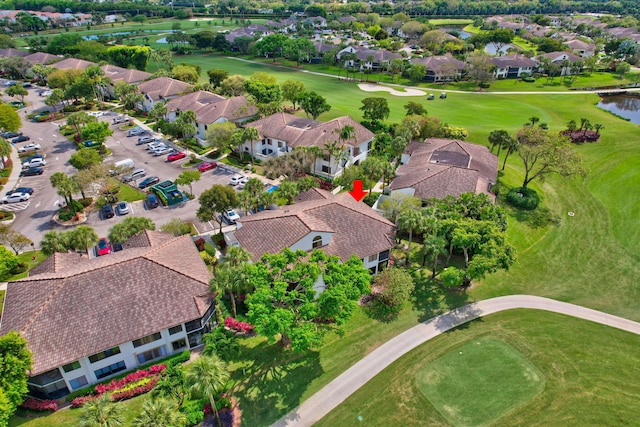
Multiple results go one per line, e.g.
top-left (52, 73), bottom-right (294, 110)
top-left (6, 187), bottom-right (34, 196)
top-left (101, 204), bottom-right (115, 219)
top-left (2, 131), bottom-right (22, 139)
top-left (19, 167), bottom-right (43, 177)
top-left (138, 176), bottom-right (159, 189)
top-left (145, 193), bottom-right (159, 209)
top-left (11, 135), bottom-right (30, 144)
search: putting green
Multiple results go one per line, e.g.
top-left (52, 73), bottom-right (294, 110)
top-left (416, 337), bottom-right (544, 427)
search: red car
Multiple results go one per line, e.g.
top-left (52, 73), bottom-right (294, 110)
top-left (198, 161), bottom-right (217, 172)
top-left (167, 151), bottom-right (186, 162)
top-left (95, 238), bottom-right (112, 256)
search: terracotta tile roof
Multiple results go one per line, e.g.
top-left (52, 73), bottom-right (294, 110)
top-left (197, 96), bottom-right (257, 124)
top-left (100, 64), bottom-right (152, 84)
top-left (24, 52), bottom-right (61, 65)
top-left (51, 57), bottom-right (96, 70)
top-left (138, 77), bottom-right (193, 101)
top-left (410, 55), bottom-right (466, 72)
top-left (234, 191), bottom-right (395, 262)
top-left (351, 46), bottom-right (402, 62)
top-left (0, 48), bottom-right (29, 58)
top-left (165, 90), bottom-right (226, 112)
top-left (491, 54), bottom-right (538, 68)
top-left (293, 187), bottom-right (332, 203)
top-left (0, 233), bottom-right (212, 375)
top-left (249, 113), bottom-right (373, 149)
top-left (391, 138), bottom-right (498, 200)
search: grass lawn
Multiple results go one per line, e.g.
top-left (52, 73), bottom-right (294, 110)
top-left (428, 19), bottom-right (474, 26)
top-left (416, 337), bottom-right (544, 426)
top-left (114, 181), bottom-right (146, 202)
top-left (6, 250), bottom-right (48, 281)
top-left (316, 310), bottom-right (640, 427)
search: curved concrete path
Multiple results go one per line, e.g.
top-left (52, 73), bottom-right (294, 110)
top-left (273, 295), bottom-right (640, 427)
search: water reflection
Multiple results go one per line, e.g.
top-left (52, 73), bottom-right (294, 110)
top-left (597, 95), bottom-right (640, 124)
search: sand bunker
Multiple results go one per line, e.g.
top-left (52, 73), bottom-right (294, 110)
top-left (358, 83), bottom-right (426, 97)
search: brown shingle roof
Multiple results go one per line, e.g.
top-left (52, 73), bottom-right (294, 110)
top-left (0, 48), bottom-right (29, 58)
top-left (197, 96), bottom-right (257, 124)
top-left (138, 77), bottom-right (193, 101)
top-left (51, 57), bottom-right (96, 70)
top-left (101, 64), bottom-right (152, 84)
top-left (234, 191), bottom-right (395, 262)
top-left (411, 55), bottom-right (466, 72)
top-left (491, 54), bottom-right (538, 68)
top-left (249, 113), bottom-right (374, 149)
top-left (165, 90), bottom-right (226, 113)
top-left (390, 138), bottom-right (498, 200)
top-left (0, 233), bottom-right (212, 375)
top-left (24, 52), bottom-right (61, 65)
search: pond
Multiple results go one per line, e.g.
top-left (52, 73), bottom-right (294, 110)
top-left (439, 27), bottom-right (471, 40)
top-left (597, 95), bottom-right (640, 124)
top-left (81, 29), bottom-right (180, 40)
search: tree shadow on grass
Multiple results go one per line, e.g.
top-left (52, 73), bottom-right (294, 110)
top-left (230, 340), bottom-right (322, 427)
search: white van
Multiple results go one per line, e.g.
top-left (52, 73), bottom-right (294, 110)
top-left (109, 158), bottom-right (134, 175)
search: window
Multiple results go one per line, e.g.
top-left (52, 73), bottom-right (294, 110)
top-left (188, 330), bottom-right (203, 348)
top-left (367, 254), bottom-right (378, 263)
top-left (379, 250), bottom-right (390, 261)
top-left (69, 376), bottom-right (88, 390)
top-left (185, 319), bottom-right (201, 332)
top-left (136, 346), bottom-right (166, 365)
top-left (62, 361), bottom-right (81, 373)
top-left (278, 141), bottom-right (283, 148)
top-left (353, 147), bottom-right (360, 156)
top-left (88, 347), bottom-right (121, 364)
top-left (172, 339), bottom-right (187, 351)
top-left (94, 361), bottom-right (126, 380)
top-left (312, 235), bottom-right (323, 249)
top-left (169, 325), bottom-right (183, 335)
top-left (132, 332), bottom-right (162, 348)
top-left (321, 165), bottom-right (331, 174)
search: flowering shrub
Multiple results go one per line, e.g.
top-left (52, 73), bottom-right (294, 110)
top-left (224, 317), bottom-right (254, 333)
top-left (111, 377), bottom-right (159, 402)
top-left (72, 363), bottom-right (166, 407)
top-left (20, 398), bottom-right (59, 412)
top-left (71, 395), bottom-right (97, 408)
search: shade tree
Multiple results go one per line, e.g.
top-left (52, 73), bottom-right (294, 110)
top-left (197, 184), bottom-right (238, 234)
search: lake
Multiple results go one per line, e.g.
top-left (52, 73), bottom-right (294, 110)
top-left (597, 95), bottom-right (640, 124)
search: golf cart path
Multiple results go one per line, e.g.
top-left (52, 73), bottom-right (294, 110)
top-left (226, 57), bottom-right (640, 96)
top-left (273, 295), bottom-right (640, 427)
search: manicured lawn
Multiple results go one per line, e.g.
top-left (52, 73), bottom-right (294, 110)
top-left (115, 181), bottom-right (147, 202)
top-left (316, 310), bottom-right (640, 426)
top-left (6, 250), bottom-right (48, 281)
top-left (416, 337), bottom-right (544, 426)
top-left (428, 19), bottom-right (474, 26)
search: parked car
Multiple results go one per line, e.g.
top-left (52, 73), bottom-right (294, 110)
top-left (22, 83), bottom-right (33, 88)
top-left (101, 204), bottom-right (115, 219)
top-left (138, 176), bottom-right (160, 189)
top-left (127, 127), bottom-right (148, 137)
top-left (112, 115), bottom-right (128, 124)
top-left (1, 131), bottom-right (21, 139)
top-left (146, 142), bottom-right (166, 151)
top-left (138, 136), bottom-right (156, 144)
top-left (11, 135), bottom-right (30, 143)
top-left (22, 158), bottom-right (46, 168)
top-left (116, 201), bottom-right (130, 215)
top-left (124, 168), bottom-right (146, 182)
top-left (87, 111), bottom-right (103, 118)
top-left (1, 192), bottom-right (30, 204)
top-left (38, 89), bottom-right (53, 97)
top-left (237, 176), bottom-right (250, 189)
top-left (95, 238), bottom-right (112, 256)
top-left (167, 151), bottom-right (186, 162)
top-left (19, 167), bottom-right (43, 177)
top-left (81, 140), bottom-right (102, 149)
top-left (6, 187), bottom-right (33, 196)
top-left (198, 161), bottom-right (217, 172)
top-left (145, 193), bottom-right (159, 209)
top-left (229, 174), bottom-right (246, 186)
top-left (152, 147), bottom-right (173, 156)
top-left (5, 80), bottom-right (16, 87)
top-left (222, 209), bottom-right (240, 224)
top-left (18, 143), bottom-right (41, 153)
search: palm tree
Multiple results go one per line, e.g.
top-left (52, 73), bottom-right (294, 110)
top-left (422, 235), bottom-right (448, 278)
top-left (501, 135), bottom-right (520, 171)
top-left (184, 354), bottom-right (230, 427)
top-left (397, 209), bottom-right (425, 263)
top-left (304, 145), bottom-right (323, 176)
top-left (79, 394), bottom-right (123, 427)
top-left (594, 123), bottom-right (604, 137)
top-left (324, 140), bottom-right (347, 176)
top-left (40, 231), bottom-right (67, 256)
top-left (132, 397), bottom-right (186, 427)
top-left (528, 116), bottom-right (540, 127)
top-left (176, 110), bottom-right (197, 139)
top-left (67, 111), bottom-right (95, 135)
top-left (148, 102), bottom-right (168, 123)
top-left (243, 126), bottom-right (260, 161)
top-left (225, 245), bottom-right (251, 267)
top-left (50, 172), bottom-right (78, 207)
top-left (70, 225), bottom-right (99, 255)
top-left (210, 263), bottom-right (247, 318)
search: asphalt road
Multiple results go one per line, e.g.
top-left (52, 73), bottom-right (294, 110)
top-left (2, 89), bottom-right (270, 246)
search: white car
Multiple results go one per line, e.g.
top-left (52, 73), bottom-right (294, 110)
top-left (112, 115), bottom-right (128, 124)
top-left (229, 174), bottom-right (246, 186)
top-left (22, 158), bottom-right (46, 168)
top-left (223, 209), bottom-right (240, 224)
top-left (237, 176), bottom-right (250, 189)
top-left (18, 143), bottom-right (41, 153)
top-left (87, 111), bottom-right (103, 117)
top-left (152, 147), bottom-right (173, 156)
top-left (2, 192), bottom-right (30, 204)
top-left (146, 142), bottom-right (166, 151)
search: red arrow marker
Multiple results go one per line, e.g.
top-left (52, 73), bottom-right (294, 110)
top-left (349, 180), bottom-right (367, 202)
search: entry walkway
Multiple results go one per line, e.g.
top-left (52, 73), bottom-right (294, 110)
top-left (273, 295), bottom-right (640, 427)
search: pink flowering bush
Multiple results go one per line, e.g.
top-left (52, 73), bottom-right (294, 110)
top-left (71, 395), bottom-right (97, 408)
top-left (95, 364), bottom-right (166, 394)
top-left (224, 317), bottom-right (254, 333)
top-left (111, 377), bottom-right (159, 402)
top-left (20, 398), bottom-right (59, 412)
